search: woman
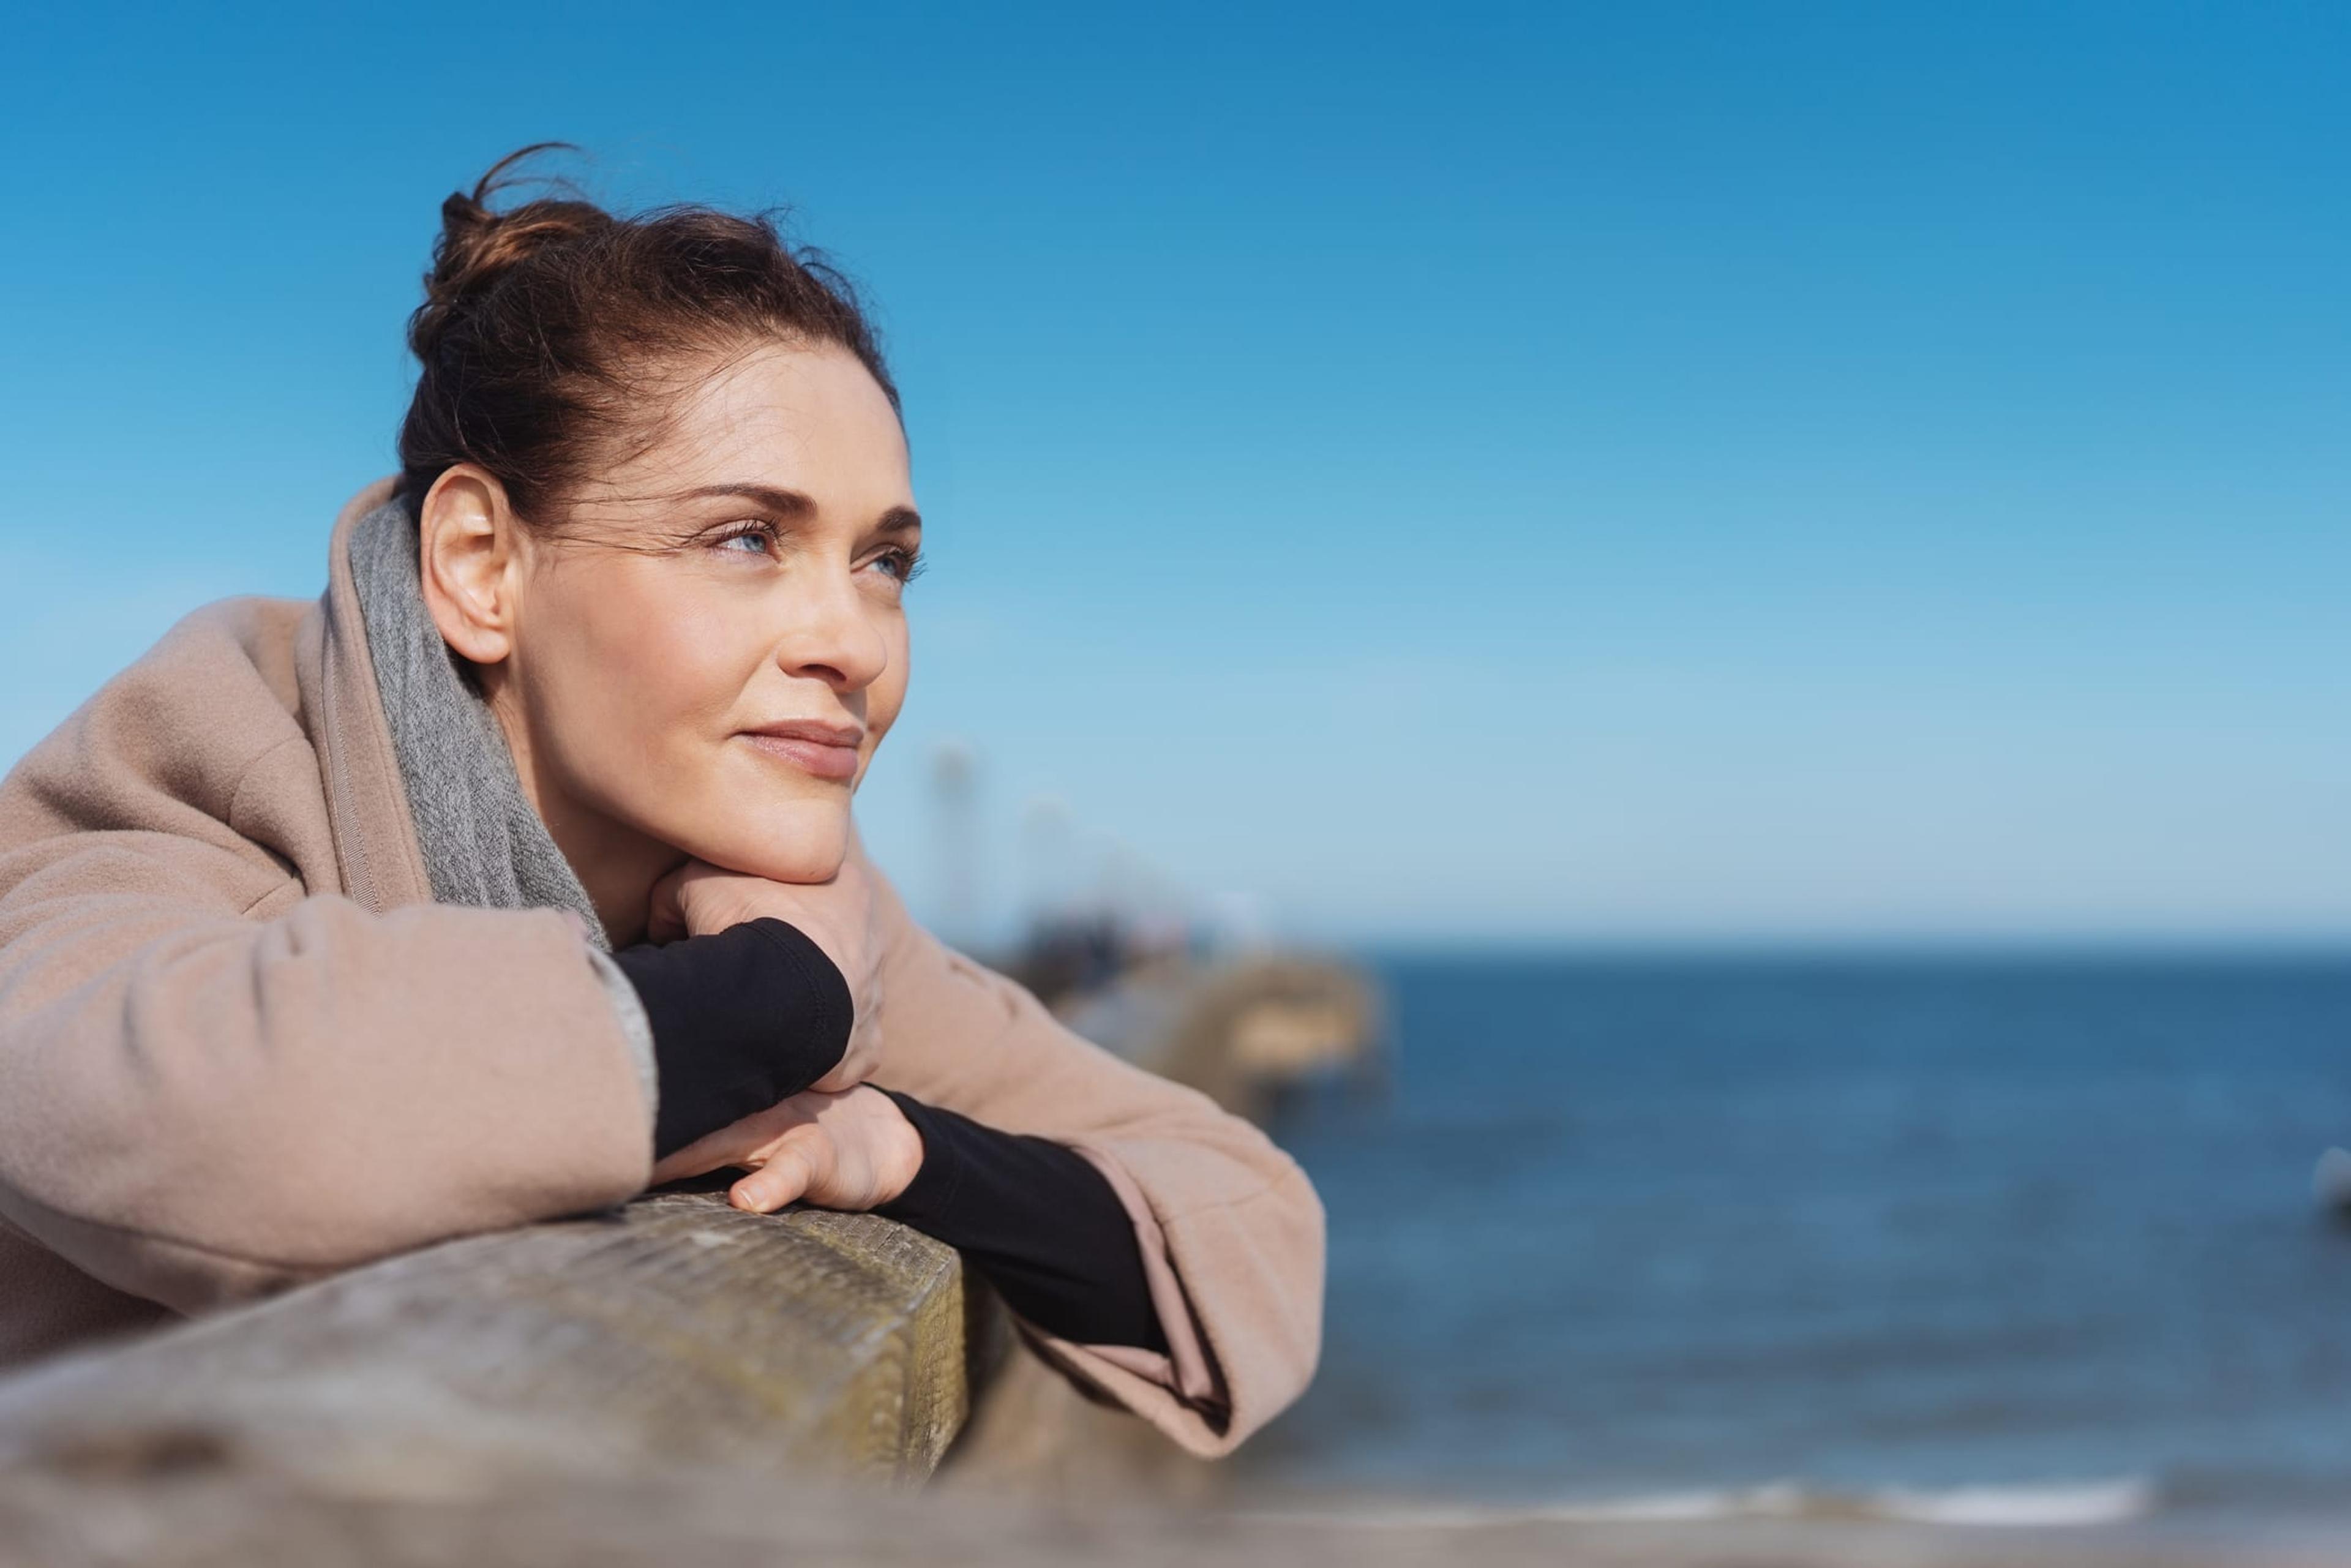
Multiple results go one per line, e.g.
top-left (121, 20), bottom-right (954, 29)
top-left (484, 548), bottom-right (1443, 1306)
top-left (0, 148), bottom-right (1322, 1458)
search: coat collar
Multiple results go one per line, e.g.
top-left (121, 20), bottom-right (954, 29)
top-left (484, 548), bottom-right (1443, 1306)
top-left (294, 476), bottom-right (435, 914)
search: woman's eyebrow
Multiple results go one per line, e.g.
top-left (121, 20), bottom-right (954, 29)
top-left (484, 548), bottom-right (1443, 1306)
top-left (670, 484), bottom-right (920, 535)
top-left (669, 482), bottom-right (814, 516)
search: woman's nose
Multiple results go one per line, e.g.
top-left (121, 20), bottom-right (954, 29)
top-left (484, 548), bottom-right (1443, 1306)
top-left (774, 568), bottom-right (890, 692)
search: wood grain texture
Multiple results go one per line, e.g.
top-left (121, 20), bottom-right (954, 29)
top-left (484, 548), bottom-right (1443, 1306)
top-left (0, 1193), bottom-right (977, 1505)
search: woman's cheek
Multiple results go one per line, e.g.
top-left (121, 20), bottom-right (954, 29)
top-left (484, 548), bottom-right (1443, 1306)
top-left (570, 626), bottom-right (726, 812)
top-left (867, 623), bottom-right (911, 740)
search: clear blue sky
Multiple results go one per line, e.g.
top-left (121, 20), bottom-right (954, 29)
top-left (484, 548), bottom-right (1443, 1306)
top-left (3, 3), bottom-right (2345, 944)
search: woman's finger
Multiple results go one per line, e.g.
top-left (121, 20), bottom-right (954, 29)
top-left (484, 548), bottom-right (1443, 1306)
top-left (650, 1137), bottom-right (724, 1186)
top-left (730, 1125), bottom-right (832, 1213)
top-left (649, 1118), bottom-right (762, 1185)
top-left (649, 1097), bottom-right (810, 1185)
top-left (644, 861), bottom-right (696, 945)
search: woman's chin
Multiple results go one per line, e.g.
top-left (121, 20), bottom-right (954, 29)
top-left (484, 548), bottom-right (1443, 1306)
top-left (686, 811), bottom-right (849, 886)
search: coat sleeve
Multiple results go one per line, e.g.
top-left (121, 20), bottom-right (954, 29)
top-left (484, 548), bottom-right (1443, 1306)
top-left (0, 702), bottom-right (656, 1317)
top-left (857, 846), bottom-right (1324, 1457)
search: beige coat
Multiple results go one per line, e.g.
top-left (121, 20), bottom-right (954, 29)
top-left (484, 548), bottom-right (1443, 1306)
top-left (0, 479), bottom-right (1322, 1457)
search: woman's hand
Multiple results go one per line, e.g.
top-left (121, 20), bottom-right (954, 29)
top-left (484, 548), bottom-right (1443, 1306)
top-left (646, 853), bottom-right (883, 1092)
top-left (648, 1085), bottom-right (924, 1214)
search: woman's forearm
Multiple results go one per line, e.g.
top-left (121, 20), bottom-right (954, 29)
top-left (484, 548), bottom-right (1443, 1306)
top-left (608, 918), bottom-right (852, 1160)
top-left (609, 928), bottom-right (1164, 1351)
top-left (873, 1089), bottom-right (1170, 1354)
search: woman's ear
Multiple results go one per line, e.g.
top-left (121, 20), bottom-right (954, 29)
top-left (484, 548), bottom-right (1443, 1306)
top-left (418, 465), bottom-right (523, 667)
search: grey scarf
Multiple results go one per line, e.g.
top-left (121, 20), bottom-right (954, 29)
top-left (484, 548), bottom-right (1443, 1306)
top-left (347, 493), bottom-right (611, 948)
top-left (346, 491), bottom-right (656, 1109)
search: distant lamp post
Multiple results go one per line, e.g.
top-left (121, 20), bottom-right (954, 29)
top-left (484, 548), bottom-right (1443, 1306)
top-left (1020, 793), bottom-right (1076, 932)
top-left (930, 740), bottom-right (980, 952)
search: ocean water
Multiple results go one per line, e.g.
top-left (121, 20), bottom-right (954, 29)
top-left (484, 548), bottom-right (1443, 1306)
top-left (1236, 954), bottom-right (2351, 1525)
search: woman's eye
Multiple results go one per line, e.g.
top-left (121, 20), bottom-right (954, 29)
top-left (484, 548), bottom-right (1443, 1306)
top-left (714, 527), bottom-right (772, 557)
top-left (869, 549), bottom-right (923, 584)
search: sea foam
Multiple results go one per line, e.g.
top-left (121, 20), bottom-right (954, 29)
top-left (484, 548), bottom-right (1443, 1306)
top-left (1249, 1475), bottom-right (2157, 1530)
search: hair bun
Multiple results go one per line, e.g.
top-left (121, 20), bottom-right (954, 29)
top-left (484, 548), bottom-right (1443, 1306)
top-left (399, 143), bottom-right (898, 517)
top-left (408, 143), bottom-right (604, 362)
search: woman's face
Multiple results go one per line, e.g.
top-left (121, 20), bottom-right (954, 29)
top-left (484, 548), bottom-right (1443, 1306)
top-left (446, 341), bottom-right (918, 888)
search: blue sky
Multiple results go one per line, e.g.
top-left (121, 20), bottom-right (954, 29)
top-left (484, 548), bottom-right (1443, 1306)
top-left (3, 2), bottom-right (2345, 943)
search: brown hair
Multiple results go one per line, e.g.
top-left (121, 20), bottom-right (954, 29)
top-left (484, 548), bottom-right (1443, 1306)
top-left (397, 143), bottom-right (898, 517)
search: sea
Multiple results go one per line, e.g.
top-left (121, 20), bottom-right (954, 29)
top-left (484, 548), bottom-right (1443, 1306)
top-left (1232, 953), bottom-right (2351, 1529)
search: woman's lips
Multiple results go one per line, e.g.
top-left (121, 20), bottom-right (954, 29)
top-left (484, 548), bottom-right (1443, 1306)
top-left (740, 725), bottom-right (863, 782)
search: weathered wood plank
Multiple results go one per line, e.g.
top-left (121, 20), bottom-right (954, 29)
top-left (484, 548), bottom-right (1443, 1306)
top-left (0, 1192), bottom-right (980, 1502)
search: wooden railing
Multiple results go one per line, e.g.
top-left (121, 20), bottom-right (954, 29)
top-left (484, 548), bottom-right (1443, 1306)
top-left (0, 1196), bottom-right (991, 1486)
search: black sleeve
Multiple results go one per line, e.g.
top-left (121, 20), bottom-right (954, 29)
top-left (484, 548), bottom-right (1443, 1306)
top-left (872, 1089), bottom-right (1169, 1355)
top-left (609, 918), bottom-right (852, 1161)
